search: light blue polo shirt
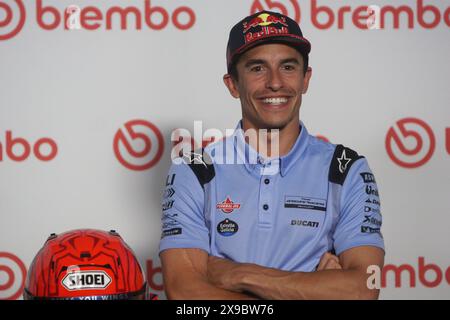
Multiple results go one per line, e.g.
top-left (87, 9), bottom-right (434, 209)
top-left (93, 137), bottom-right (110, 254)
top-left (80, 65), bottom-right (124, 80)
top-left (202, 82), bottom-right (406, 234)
top-left (159, 121), bottom-right (384, 272)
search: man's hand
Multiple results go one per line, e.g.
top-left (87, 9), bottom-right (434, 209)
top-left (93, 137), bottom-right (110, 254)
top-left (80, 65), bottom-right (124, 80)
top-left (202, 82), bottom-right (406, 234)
top-left (207, 251), bottom-right (341, 292)
top-left (317, 252), bottom-right (342, 271)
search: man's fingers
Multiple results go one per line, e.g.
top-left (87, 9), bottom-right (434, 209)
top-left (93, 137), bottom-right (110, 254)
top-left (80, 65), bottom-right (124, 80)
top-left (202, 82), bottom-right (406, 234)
top-left (317, 252), bottom-right (332, 270)
top-left (323, 258), bottom-right (342, 270)
top-left (317, 252), bottom-right (342, 270)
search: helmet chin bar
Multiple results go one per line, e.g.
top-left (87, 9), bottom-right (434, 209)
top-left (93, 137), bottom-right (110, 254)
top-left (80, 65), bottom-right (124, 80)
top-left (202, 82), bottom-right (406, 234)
top-left (23, 283), bottom-right (147, 300)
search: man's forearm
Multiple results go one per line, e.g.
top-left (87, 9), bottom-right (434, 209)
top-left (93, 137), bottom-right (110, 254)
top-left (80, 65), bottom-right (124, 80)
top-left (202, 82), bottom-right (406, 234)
top-left (165, 273), bottom-right (257, 300)
top-left (206, 248), bottom-right (383, 300)
top-left (232, 264), bottom-right (377, 300)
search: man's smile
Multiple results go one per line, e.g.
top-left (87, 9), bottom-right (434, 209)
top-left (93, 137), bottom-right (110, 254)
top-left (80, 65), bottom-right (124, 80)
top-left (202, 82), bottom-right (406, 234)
top-left (257, 96), bottom-right (292, 110)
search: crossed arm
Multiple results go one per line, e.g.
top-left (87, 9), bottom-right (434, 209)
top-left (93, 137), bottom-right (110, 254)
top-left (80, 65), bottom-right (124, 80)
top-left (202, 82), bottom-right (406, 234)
top-left (160, 246), bottom-right (384, 300)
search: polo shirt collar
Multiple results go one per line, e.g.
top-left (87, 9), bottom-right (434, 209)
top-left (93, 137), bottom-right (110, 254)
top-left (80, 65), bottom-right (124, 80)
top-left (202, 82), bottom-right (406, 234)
top-left (279, 121), bottom-right (310, 176)
top-left (232, 120), bottom-right (310, 177)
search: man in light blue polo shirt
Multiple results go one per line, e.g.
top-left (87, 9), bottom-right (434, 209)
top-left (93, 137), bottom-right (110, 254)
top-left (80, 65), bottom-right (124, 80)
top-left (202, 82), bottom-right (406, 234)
top-left (159, 11), bottom-right (384, 300)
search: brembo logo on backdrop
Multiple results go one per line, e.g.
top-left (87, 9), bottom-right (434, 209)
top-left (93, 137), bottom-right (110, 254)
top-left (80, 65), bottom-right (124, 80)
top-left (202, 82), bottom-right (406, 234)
top-left (0, 0), bottom-right (195, 41)
top-left (0, 131), bottom-right (58, 162)
top-left (251, 0), bottom-right (450, 30)
top-left (0, 252), bottom-right (27, 300)
top-left (386, 118), bottom-right (449, 168)
top-left (380, 257), bottom-right (450, 289)
top-left (1, 1), bottom-right (449, 41)
top-left (113, 119), bottom-right (164, 171)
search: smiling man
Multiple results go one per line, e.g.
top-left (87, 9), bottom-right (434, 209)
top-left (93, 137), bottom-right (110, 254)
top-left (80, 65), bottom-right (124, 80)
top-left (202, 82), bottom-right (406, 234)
top-left (159, 11), bottom-right (385, 300)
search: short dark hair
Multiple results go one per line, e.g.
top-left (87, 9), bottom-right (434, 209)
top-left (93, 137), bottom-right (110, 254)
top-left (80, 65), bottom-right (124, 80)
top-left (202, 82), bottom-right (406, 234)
top-left (229, 51), bottom-right (309, 81)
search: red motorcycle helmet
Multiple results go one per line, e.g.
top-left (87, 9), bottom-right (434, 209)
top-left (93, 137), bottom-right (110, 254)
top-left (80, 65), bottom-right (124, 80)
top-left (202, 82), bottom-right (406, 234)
top-left (23, 229), bottom-right (150, 300)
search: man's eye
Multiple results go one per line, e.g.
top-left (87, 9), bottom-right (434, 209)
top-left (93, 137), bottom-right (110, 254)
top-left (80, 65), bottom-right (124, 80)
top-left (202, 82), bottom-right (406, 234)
top-left (251, 65), bottom-right (263, 72)
top-left (283, 65), bottom-right (296, 71)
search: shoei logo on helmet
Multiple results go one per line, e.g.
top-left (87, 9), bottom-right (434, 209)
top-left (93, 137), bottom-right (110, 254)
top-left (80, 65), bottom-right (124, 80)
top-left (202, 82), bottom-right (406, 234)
top-left (62, 270), bottom-right (112, 291)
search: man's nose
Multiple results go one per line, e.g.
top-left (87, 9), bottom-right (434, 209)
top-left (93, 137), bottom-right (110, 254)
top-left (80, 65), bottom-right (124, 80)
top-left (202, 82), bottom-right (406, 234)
top-left (266, 69), bottom-right (283, 91)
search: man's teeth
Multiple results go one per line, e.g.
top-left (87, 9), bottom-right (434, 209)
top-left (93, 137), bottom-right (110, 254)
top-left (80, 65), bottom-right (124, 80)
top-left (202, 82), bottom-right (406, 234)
top-left (262, 97), bottom-right (288, 105)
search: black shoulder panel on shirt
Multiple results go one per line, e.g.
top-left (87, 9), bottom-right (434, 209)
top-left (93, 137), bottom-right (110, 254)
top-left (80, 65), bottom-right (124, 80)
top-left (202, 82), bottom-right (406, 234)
top-left (328, 145), bottom-right (365, 186)
top-left (182, 148), bottom-right (215, 189)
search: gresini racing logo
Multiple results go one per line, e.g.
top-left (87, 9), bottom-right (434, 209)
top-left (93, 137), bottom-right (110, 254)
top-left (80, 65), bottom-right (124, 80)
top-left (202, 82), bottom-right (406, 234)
top-left (62, 270), bottom-right (111, 291)
top-left (284, 196), bottom-right (326, 211)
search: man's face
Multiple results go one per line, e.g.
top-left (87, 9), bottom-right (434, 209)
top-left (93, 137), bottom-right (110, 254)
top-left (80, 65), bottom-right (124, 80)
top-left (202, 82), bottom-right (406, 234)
top-left (224, 43), bottom-right (312, 131)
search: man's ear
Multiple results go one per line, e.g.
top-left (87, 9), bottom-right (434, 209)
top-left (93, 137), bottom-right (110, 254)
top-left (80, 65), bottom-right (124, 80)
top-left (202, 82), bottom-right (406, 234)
top-left (302, 67), bottom-right (312, 94)
top-left (223, 74), bottom-right (240, 99)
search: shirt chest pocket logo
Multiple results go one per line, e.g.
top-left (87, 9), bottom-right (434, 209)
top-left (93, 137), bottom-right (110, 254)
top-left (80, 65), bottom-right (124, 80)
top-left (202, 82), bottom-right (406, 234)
top-left (284, 196), bottom-right (327, 212)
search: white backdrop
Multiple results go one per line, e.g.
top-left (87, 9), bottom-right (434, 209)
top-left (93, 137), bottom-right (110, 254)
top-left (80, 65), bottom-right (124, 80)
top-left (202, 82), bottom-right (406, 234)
top-left (0, 0), bottom-right (449, 300)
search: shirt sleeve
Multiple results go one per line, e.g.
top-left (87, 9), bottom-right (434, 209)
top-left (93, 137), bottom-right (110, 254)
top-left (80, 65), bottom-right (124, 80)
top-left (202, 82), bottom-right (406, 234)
top-left (333, 158), bottom-right (385, 256)
top-left (158, 160), bottom-right (210, 254)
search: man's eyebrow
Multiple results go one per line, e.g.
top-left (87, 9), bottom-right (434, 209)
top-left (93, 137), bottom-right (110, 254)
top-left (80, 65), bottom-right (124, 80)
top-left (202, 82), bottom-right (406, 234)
top-left (244, 59), bottom-right (266, 68)
top-left (243, 58), bottom-right (301, 68)
top-left (280, 58), bottom-right (301, 65)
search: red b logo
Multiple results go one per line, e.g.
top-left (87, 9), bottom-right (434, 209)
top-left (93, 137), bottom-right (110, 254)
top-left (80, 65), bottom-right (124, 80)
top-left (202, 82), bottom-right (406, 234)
top-left (113, 119), bottom-right (164, 171)
top-left (385, 118), bottom-right (436, 168)
top-left (251, 0), bottom-right (301, 23)
top-left (0, 0), bottom-right (26, 41)
top-left (0, 252), bottom-right (27, 300)
top-left (146, 259), bottom-right (163, 292)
